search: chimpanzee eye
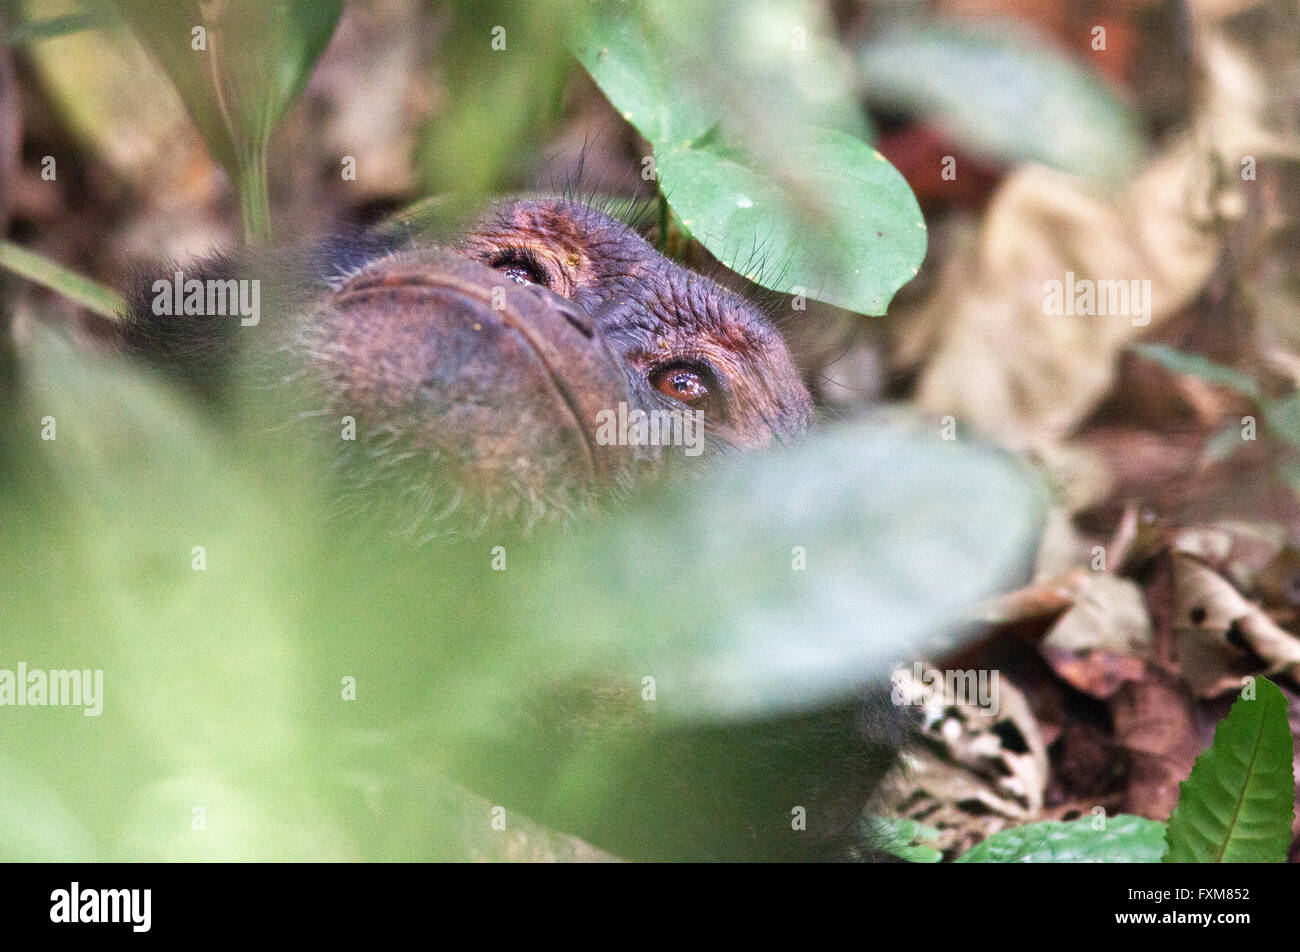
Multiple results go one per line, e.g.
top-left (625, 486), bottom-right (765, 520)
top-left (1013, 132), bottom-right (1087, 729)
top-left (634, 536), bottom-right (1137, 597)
top-left (651, 363), bottom-right (713, 408)
top-left (490, 249), bottom-right (550, 287)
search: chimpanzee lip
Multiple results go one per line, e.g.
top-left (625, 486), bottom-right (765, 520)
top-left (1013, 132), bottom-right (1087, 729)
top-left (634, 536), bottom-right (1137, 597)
top-left (337, 268), bottom-right (627, 481)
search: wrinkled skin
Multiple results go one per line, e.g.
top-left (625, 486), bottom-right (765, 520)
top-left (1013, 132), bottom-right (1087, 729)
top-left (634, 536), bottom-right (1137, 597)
top-left (125, 197), bottom-right (814, 530)
top-left (456, 199), bottom-right (815, 453)
top-left (122, 198), bottom-right (902, 861)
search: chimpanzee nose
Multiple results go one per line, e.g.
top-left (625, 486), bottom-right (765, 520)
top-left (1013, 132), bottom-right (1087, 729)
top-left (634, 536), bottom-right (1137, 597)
top-left (323, 250), bottom-right (636, 486)
top-left (531, 287), bottom-right (594, 340)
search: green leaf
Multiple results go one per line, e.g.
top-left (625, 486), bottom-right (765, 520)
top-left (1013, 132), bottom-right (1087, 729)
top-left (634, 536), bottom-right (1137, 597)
top-left (656, 130), bottom-right (927, 315)
top-left (1132, 343), bottom-right (1263, 399)
top-left (1262, 392), bottom-right (1300, 450)
top-left (91, 0), bottom-right (344, 242)
top-left (857, 18), bottom-right (1143, 182)
top-left (1204, 421), bottom-right (1247, 465)
top-left (4, 11), bottom-right (106, 45)
top-left (0, 327), bottom-right (1043, 858)
top-left (417, 0), bottom-right (581, 197)
top-left (1133, 345), bottom-right (1300, 453)
top-left (575, 0), bottom-right (925, 315)
top-left (956, 815), bottom-right (1168, 863)
top-left (1164, 678), bottom-right (1295, 863)
top-left (437, 411), bottom-right (1046, 728)
top-left (864, 816), bottom-right (944, 863)
top-left (0, 239), bottom-right (127, 320)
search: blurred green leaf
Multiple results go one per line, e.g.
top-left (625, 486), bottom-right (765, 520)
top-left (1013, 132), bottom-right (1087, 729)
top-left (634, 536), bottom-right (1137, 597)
top-left (1134, 344), bottom-right (1300, 453)
top-left (576, 0), bottom-right (924, 315)
top-left (1164, 678), bottom-right (1294, 863)
top-left (1262, 392), bottom-right (1300, 449)
top-left (0, 760), bottom-right (101, 861)
top-left (0, 327), bottom-right (349, 858)
top-left (857, 18), bottom-right (1144, 182)
top-left (0, 239), bottom-right (127, 319)
top-left (418, 0), bottom-right (580, 197)
top-left (83, 0), bottom-right (231, 169)
top-left (438, 412), bottom-right (1046, 728)
top-left (1133, 343), bottom-right (1262, 399)
top-left (956, 814), bottom-right (1167, 863)
top-left (4, 10), bottom-right (104, 45)
top-left (1, 324), bottom-right (1043, 858)
top-left (90, 0), bottom-right (343, 242)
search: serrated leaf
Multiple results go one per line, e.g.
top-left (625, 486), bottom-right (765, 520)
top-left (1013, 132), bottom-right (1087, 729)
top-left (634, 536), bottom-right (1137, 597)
top-left (956, 815), bottom-right (1167, 863)
top-left (1163, 678), bottom-right (1295, 863)
top-left (858, 18), bottom-right (1143, 182)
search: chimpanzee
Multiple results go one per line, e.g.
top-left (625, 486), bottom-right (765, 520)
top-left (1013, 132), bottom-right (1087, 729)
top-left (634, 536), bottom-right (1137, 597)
top-left (118, 197), bottom-right (909, 861)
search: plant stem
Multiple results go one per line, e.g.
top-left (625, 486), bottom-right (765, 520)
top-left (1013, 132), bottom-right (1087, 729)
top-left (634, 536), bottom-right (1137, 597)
top-left (0, 240), bottom-right (128, 320)
top-left (238, 145), bottom-right (273, 247)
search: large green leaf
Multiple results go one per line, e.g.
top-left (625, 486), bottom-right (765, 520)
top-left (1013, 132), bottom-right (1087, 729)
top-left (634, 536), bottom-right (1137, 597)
top-left (0, 327), bottom-right (1043, 858)
top-left (956, 815), bottom-right (1167, 863)
top-left (1164, 678), bottom-right (1295, 863)
top-left (857, 18), bottom-right (1143, 182)
top-left (435, 412), bottom-right (1046, 727)
top-left (656, 130), bottom-right (927, 316)
top-left (575, 0), bottom-right (925, 315)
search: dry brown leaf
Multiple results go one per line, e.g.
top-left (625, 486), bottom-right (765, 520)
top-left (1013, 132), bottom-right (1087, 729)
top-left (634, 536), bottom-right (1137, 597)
top-left (1110, 667), bottom-right (1203, 820)
top-left (900, 138), bottom-right (1221, 451)
top-left (1170, 551), bottom-right (1300, 696)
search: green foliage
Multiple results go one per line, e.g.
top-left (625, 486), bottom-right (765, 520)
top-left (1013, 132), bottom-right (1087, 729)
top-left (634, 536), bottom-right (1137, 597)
top-left (3, 10), bottom-right (104, 45)
top-left (955, 679), bottom-right (1293, 863)
top-left (1164, 678), bottom-right (1295, 863)
top-left (0, 0), bottom-right (1073, 861)
top-left (1133, 343), bottom-right (1263, 400)
top-left (864, 817), bottom-right (944, 863)
top-left (575, 0), bottom-right (926, 316)
top-left (417, 0), bottom-right (581, 197)
top-left (0, 239), bottom-right (127, 319)
top-left (87, 0), bottom-right (343, 243)
top-left (0, 324), bottom-right (1046, 859)
top-left (857, 18), bottom-right (1143, 182)
top-left (450, 411), bottom-right (1046, 727)
top-left (1134, 344), bottom-right (1300, 467)
top-left (955, 815), bottom-right (1167, 863)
